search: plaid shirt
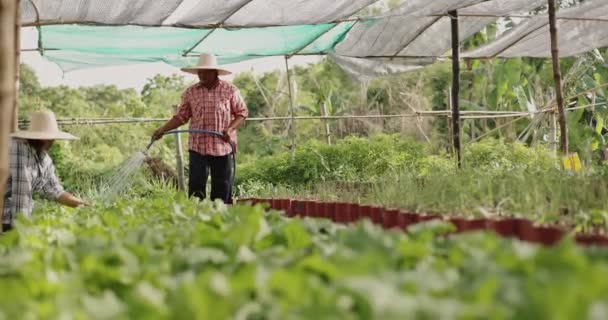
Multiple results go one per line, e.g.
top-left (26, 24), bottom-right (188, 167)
top-left (2, 139), bottom-right (64, 224)
top-left (172, 80), bottom-right (248, 156)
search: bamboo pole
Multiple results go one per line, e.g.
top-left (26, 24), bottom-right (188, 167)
top-left (466, 59), bottom-right (475, 141)
top-left (548, 0), bottom-right (568, 155)
top-left (174, 106), bottom-right (186, 191)
top-left (12, 0), bottom-right (19, 133)
top-left (0, 0), bottom-right (17, 224)
top-left (449, 10), bottom-right (462, 168)
top-left (284, 56), bottom-right (296, 161)
top-left (447, 89), bottom-right (453, 150)
top-left (20, 12), bottom-right (608, 29)
top-left (550, 111), bottom-right (558, 152)
top-left (320, 102), bottom-right (332, 145)
top-left (17, 101), bottom-right (605, 127)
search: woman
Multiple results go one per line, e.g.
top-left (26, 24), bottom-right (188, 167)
top-left (2, 110), bottom-right (88, 232)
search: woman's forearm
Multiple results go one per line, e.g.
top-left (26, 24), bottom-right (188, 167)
top-left (57, 192), bottom-right (88, 208)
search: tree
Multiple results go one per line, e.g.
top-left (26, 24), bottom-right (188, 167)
top-left (233, 72), bottom-right (269, 118)
top-left (141, 74), bottom-right (190, 117)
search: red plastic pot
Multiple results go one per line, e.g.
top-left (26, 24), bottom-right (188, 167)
top-left (517, 220), bottom-right (564, 246)
top-left (398, 212), bottom-right (419, 231)
top-left (576, 234), bottom-right (608, 246)
top-left (448, 218), bottom-right (467, 233)
top-left (370, 207), bottom-right (384, 225)
top-left (314, 202), bottom-right (327, 219)
top-left (324, 202), bottom-right (337, 221)
top-left (382, 209), bottom-right (401, 229)
top-left (335, 203), bottom-right (350, 223)
top-left (270, 199), bottom-right (281, 210)
top-left (487, 219), bottom-right (518, 238)
top-left (306, 201), bottom-right (317, 218)
top-left (517, 219), bottom-right (538, 242)
top-left (359, 205), bottom-right (373, 222)
top-left (451, 218), bottom-right (488, 233)
top-left (418, 214), bottom-right (441, 223)
top-left (263, 198), bottom-right (274, 207)
top-left (514, 219), bottom-right (534, 241)
top-left (535, 226), bottom-right (565, 246)
top-left (279, 199), bottom-right (293, 216)
top-left (253, 198), bottom-right (268, 209)
top-left (292, 200), bottom-right (306, 217)
top-left (304, 201), bottom-right (318, 217)
top-left (348, 204), bottom-right (361, 223)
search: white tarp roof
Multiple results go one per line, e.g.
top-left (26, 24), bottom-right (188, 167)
top-left (18, 0), bottom-right (608, 76)
top-left (463, 0), bottom-right (608, 58)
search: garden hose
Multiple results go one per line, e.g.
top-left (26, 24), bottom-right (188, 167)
top-left (145, 129), bottom-right (236, 203)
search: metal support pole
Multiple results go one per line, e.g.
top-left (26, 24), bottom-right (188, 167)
top-left (174, 105), bottom-right (186, 191)
top-left (548, 0), bottom-right (568, 155)
top-left (449, 10), bottom-right (462, 167)
top-left (285, 56), bottom-right (296, 160)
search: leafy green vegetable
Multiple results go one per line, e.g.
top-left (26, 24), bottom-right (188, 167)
top-left (2, 194), bottom-right (608, 319)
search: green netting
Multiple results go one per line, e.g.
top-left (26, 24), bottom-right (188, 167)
top-left (42, 25), bottom-right (205, 71)
top-left (40, 23), bottom-right (352, 72)
top-left (190, 23), bottom-right (342, 58)
top-left (43, 25), bottom-right (207, 55)
top-left (300, 22), bottom-right (355, 54)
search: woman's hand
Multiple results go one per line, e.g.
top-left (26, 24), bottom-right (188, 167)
top-left (57, 192), bottom-right (91, 208)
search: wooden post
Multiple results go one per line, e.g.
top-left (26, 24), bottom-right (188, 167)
top-left (284, 56), bottom-right (296, 160)
top-left (12, 0), bottom-right (19, 132)
top-left (0, 0), bottom-right (17, 220)
top-left (447, 89), bottom-right (453, 150)
top-left (548, 0), bottom-right (568, 154)
top-left (320, 102), bottom-right (332, 145)
top-left (449, 10), bottom-right (462, 167)
top-left (550, 111), bottom-right (558, 152)
top-left (174, 105), bottom-right (186, 191)
top-left (466, 59), bottom-right (475, 141)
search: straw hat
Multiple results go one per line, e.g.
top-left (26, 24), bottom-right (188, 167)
top-left (181, 53), bottom-right (232, 76)
top-left (11, 110), bottom-right (78, 140)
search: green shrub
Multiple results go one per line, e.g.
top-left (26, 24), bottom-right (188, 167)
top-left (237, 134), bottom-right (427, 186)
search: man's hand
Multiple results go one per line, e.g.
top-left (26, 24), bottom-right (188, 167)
top-left (221, 128), bottom-right (235, 143)
top-left (152, 127), bottom-right (166, 141)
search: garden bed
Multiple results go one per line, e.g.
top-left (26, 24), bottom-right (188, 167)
top-left (243, 198), bottom-right (608, 247)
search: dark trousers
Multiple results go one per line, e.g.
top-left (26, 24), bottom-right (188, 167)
top-left (189, 151), bottom-right (233, 204)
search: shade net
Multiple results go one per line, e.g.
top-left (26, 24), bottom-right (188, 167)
top-left (19, 0), bottom-right (608, 77)
top-left (40, 23), bottom-right (356, 72)
top-left (330, 55), bottom-right (433, 82)
top-left (22, 0), bottom-right (184, 26)
top-left (463, 0), bottom-right (608, 58)
top-left (175, 0), bottom-right (377, 27)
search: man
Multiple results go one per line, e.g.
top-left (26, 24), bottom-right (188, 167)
top-left (152, 53), bottom-right (248, 204)
top-left (3, 110), bottom-right (89, 232)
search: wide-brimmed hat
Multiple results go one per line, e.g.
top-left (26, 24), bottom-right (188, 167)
top-left (181, 53), bottom-right (232, 76)
top-left (11, 110), bottom-right (78, 140)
